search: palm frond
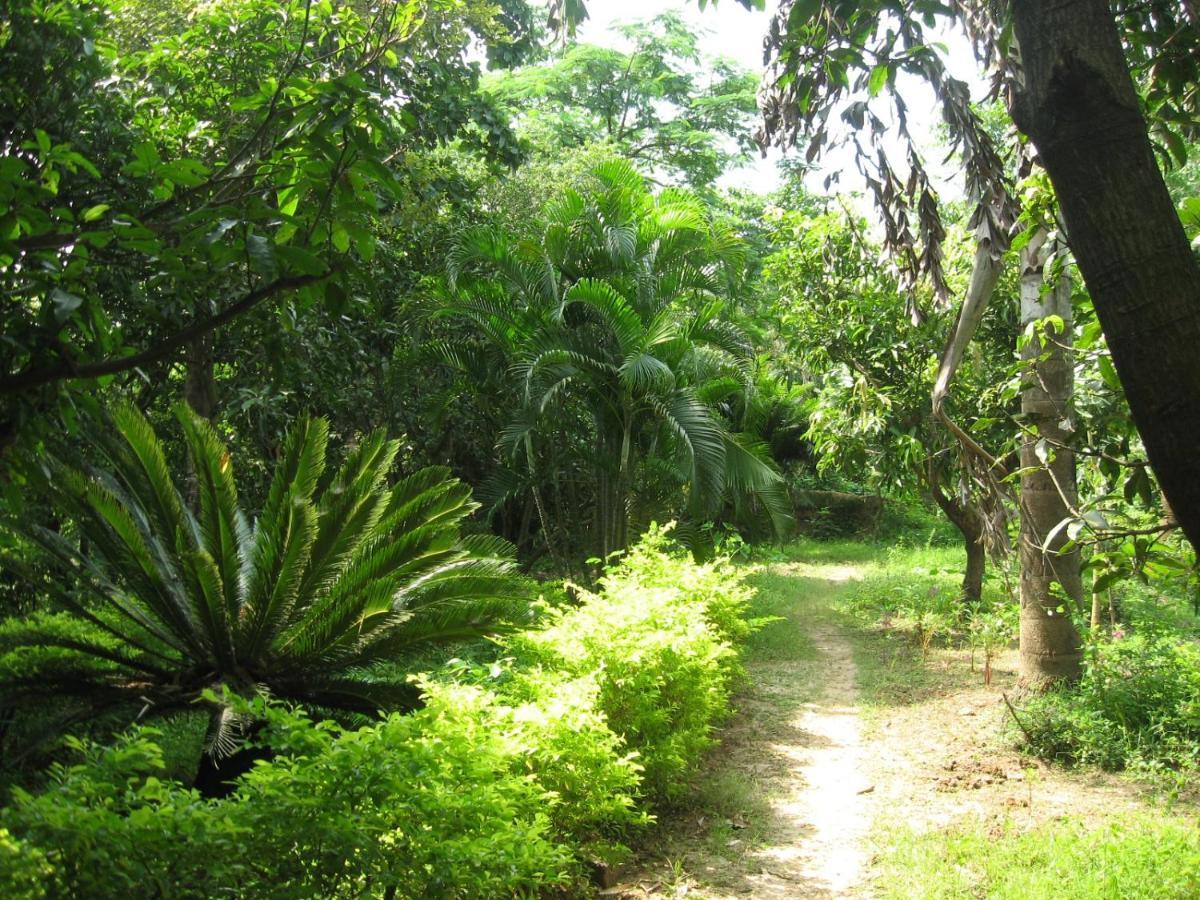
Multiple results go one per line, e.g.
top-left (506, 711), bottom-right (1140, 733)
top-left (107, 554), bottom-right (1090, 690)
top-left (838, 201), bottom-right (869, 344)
top-left (653, 389), bottom-right (727, 503)
top-left (721, 433), bottom-right (794, 539)
top-left (561, 278), bottom-right (644, 357)
top-left (175, 405), bottom-right (248, 637)
top-left (620, 351), bottom-right (675, 393)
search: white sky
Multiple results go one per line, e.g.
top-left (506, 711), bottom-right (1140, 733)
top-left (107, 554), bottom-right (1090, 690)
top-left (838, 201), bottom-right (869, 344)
top-left (574, 0), bottom-right (991, 202)
top-left (576, 0), bottom-right (783, 192)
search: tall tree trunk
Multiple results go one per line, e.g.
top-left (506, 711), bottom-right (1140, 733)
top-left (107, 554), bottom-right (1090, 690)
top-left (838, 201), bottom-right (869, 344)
top-left (183, 335), bottom-right (217, 421)
top-left (1018, 233), bottom-right (1083, 683)
top-left (1010, 0), bottom-right (1200, 552)
top-left (928, 464), bottom-right (986, 604)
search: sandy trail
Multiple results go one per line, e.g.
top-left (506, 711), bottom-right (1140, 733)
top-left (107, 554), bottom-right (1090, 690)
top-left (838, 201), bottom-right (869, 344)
top-left (615, 561), bottom-right (875, 898)
top-left (613, 556), bottom-right (1157, 899)
top-left (765, 618), bottom-right (871, 895)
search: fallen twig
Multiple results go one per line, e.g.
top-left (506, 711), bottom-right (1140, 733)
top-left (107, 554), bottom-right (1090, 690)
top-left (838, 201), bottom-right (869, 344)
top-left (1001, 691), bottom-right (1036, 746)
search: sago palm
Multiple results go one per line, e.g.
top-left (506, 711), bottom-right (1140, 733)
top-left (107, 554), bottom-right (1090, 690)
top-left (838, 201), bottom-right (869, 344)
top-left (0, 402), bottom-right (526, 763)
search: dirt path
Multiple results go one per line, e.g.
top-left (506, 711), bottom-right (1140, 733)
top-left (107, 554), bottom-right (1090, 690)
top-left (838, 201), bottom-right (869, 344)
top-left (612, 553), bottom-right (1161, 899)
top-left (614, 560), bottom-right (877, 898)
top-left (761, 616), bottom-right (870, 895)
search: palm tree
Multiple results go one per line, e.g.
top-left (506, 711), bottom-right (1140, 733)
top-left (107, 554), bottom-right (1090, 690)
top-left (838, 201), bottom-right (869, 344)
top-left (0, 402), bottom-right (526, 780)
top-left (445, 160), bottom-right (789, 558)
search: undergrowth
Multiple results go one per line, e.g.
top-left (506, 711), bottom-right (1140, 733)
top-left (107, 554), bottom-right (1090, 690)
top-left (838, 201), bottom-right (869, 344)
top-left (873, 812), bottom-right (1200, 899)
top-left (837, 544), bottom-right (1016, 681)
top-left (1013, 633), bottom-right (1200, 783)
top-left (0, 525), bottom-right (756, 898)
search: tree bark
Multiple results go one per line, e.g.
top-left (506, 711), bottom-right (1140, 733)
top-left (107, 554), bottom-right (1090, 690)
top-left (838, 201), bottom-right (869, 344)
top-left (1010, 0), bottom-right (1200, 553)
top-left (928, 466), bottom-right (986, 604)
top-left (183, 335), bottom-right (218, 421)
top-left (1017, 233), bottom-right (1083, 684)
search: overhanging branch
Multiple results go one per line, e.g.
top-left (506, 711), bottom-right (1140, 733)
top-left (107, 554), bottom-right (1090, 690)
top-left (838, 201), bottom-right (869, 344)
top-left (0, 271), bottom-right (331, 396)
top-left (931, 238), bottom-right (1012, 474)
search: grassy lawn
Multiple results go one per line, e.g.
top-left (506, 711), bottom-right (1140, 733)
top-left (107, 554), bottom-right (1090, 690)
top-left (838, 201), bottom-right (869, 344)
top-left (827, 539), bottom-right (1200, 900)
top-left (872, 813), bottom-right (1200, 899)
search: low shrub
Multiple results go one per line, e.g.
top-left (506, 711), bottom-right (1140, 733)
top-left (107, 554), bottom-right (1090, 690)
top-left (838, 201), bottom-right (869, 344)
top-left (841, 567), bottom-right (960, 639)
top-left (1, 526), bottom-right (753, 896)
top-left (1015, 633), bottom-right (1200, 773)
top-left (510, 524), bottom-right (756, 802)
top-left (967, 601), bottom-right (1019, 685)
top-left (839, 546), bottom-right (1016, 670)
top-left (2, 698), bottom-right (576, 898)
top-left (0, 827), bottom-right (52, 899)
top-left (424, 674), bottom-right (649, 864)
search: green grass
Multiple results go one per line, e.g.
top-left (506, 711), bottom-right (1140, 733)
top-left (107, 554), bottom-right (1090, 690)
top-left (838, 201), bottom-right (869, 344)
top-left (839, 613), bottom-right (965, 709)
top-left (743, 563), bottom-right (824, 662)
top-left (872, 813), bottom-right (1200, 899)
top-left (689, 769), bottom-right (774, 857)
top-left (757, 537), bottom-right (891, 567)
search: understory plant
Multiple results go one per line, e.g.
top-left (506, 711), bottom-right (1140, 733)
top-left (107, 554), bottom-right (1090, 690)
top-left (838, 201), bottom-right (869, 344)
top-left (0, 695), bottom-right (576, 899)
top-left (1014, 632), bottom-right (1200, 774)
top-left (0, 403), bottom-right (527, 774)
top-left (510, 523), bottom-right (757, 800)
top-left (0, 525), bottom-right (753, 897)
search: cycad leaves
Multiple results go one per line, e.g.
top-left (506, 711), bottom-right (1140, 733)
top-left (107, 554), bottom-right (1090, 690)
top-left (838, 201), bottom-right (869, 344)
top-left (176, 407), bottom-right (245, 608)
top-left (2, 404), bottom-right (524, 746)
top-left (241, 416), bottom-right (326, 656)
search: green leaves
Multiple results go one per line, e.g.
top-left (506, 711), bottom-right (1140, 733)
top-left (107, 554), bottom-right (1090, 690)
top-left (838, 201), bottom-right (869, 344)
top-left (447, 159), bottom-right (784, 553)
top-left (0, 0), bottom-right (528, 407)
top-left (1, 403), bottom-right (526, 757)
top-left (487, 12), bottom-right (759, 189)
top-left (868, 63), bottom-right (890, 97)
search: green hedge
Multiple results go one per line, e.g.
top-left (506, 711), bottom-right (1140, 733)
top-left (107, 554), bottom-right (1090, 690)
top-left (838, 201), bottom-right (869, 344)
top-left (509, 526), bottom-right (755, 800)
top-left (1, 525), bottom-right (753, 898)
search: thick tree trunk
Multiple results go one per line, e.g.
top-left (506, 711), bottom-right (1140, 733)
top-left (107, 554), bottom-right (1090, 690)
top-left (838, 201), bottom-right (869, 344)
top-left (1017, 234), bottom-right (1083, 683)
top-left (1010, 0), bottom-right (1200, 552)
top-left (928, 467), bottom-right (985, 604)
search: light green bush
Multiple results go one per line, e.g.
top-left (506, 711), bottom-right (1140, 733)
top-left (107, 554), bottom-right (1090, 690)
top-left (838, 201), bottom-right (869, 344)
top-left (2, 702), bottom-right (575, 898)
top-left (511, 524), bottom-right (755, 801)
top-left (2, 525), bottom-right (754, 896)
top-left (422, 676), bottom-right (650, 864)
top-left (0, 827), bottom-right (52, 899)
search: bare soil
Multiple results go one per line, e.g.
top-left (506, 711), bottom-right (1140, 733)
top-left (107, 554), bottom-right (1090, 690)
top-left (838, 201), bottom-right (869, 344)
top-left (610, 556), bottom-right (1168, 899)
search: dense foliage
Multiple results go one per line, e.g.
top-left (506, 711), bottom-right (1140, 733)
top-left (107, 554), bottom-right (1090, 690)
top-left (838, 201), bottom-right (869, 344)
top-left (1016, 631), bottom-right (1200, 775)
top-left (0, 528), bottom-right (755, 897)
top-left (1, 403), bottom-right (528, 772)
top-left (446, 159), bottom-right (789, 561)
top-left (1, 0), bottom-right (1198, 895)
